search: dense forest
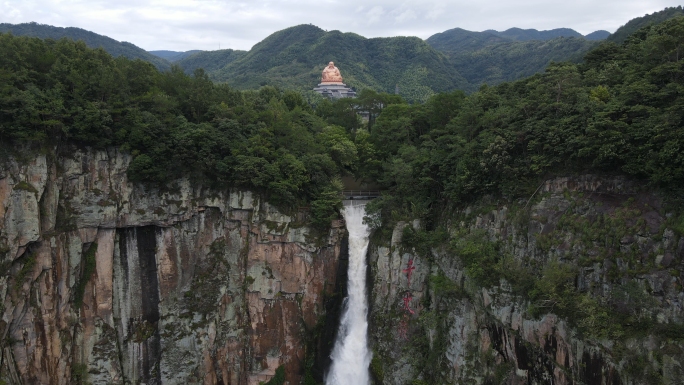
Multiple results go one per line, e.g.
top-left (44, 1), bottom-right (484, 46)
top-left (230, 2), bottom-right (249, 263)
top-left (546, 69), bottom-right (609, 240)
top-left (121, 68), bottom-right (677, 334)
top-left (2, 13), bottom-right (684, 223)
top-left (0, 33), bottom-right (355, 230)
top-left (363, 14), bottom-right (684, 225)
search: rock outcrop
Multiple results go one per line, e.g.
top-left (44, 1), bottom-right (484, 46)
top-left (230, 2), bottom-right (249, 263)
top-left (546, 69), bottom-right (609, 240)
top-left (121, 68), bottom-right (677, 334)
top-left (368, 175), bottom-right (684, 385)
top-left (0, 148), bottom-right (344, 385)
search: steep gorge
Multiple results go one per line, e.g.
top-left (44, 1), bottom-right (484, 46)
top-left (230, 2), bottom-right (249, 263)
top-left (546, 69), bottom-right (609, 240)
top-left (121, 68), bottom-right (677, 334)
top-left (2, 154), bottom-right (684, 385)
top-left (0, 149), bottom-right (346, 385)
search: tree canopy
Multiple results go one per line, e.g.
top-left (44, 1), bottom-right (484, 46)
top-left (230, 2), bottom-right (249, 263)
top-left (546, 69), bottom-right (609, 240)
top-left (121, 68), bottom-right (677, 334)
top-left (2, 15), bottom-right (684, 230)
top-left (0, 33), bottom-right (357, 228)
top-left (362, 16), bottom-right (684, 227)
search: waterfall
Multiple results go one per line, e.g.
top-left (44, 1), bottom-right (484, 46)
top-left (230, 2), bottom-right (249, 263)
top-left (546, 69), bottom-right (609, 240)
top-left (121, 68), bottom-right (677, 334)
top-left (326, 200), bottom-right (372, 385)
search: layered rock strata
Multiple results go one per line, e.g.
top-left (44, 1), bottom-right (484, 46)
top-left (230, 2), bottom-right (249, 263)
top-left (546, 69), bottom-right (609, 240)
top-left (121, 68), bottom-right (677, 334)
top-left (0, 149), bottom-right (344, 385)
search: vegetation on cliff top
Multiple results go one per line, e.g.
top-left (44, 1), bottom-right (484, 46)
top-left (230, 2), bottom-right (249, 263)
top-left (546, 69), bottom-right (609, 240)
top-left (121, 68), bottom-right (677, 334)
top-left (0, 33), bottom-right (354, 228)
top-left (364, 15), bottom-right (684, 228)
top-left (2, 14), bottom-right (684, 231)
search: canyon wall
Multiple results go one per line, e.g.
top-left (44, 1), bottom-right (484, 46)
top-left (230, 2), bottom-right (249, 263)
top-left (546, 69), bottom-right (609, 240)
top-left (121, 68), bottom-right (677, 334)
top-left (368, 176), bottom-right (684, 385)
top-left (0, 148), bottom-right (344, 385)
top-left (5, 148), bottom-right (683, 385)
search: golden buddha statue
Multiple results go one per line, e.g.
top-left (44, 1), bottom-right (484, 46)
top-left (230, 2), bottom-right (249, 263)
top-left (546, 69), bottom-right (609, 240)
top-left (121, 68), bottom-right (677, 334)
top-left (321, 61), bottom-right (343, 83)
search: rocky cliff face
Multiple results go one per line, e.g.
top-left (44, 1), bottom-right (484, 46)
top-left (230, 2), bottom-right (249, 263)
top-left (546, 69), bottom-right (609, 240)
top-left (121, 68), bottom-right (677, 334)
top-left (368, 176), bottom-right (684, 385)
top-left (0, 149), bottom-right (344, 385)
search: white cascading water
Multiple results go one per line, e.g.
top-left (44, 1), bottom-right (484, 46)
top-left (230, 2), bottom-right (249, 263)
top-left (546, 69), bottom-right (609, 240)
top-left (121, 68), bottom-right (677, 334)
top-left (326, 201), bottom-right (372, 385)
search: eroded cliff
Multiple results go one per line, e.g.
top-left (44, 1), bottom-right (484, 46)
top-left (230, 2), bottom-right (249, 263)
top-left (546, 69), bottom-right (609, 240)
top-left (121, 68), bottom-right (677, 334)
top-left (368, 176), bottom-right (684, 385)
top-left (0, 149), bottom-right (344, 385)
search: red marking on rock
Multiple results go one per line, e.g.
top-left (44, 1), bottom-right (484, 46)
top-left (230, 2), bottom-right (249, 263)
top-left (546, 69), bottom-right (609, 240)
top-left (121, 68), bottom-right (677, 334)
top-left (403, 259), bottom-right (416, 286)
top-left (402, 292), bottom-right (414, 314)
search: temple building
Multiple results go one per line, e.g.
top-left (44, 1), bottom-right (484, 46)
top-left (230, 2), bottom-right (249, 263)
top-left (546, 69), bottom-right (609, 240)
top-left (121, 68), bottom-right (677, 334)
top-left (313, 62), bottom-right (356, 99)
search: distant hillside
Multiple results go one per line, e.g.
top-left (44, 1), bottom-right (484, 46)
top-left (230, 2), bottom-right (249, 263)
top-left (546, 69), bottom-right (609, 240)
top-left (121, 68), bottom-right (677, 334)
top-left (0, 22), bottom-right (170, 70)
top-left (427, 27), bottom-right (600, 87)
top-left (607, 6), bottom-right (684, 43)
top-left (426, 28), bottom-right (511, 53)
top-left (486, 27), bottom-right (584, 41)
top-left (149, 50), bottom-right (202, 62)
top-left (449, 37), bottom-right (596, 86)
top-left (585, 30), bottom-right (611, 40)
top-left (14, 9), bottom-right (682, 99)
top-left (208, 25), bottom-right (469, 102)
top-left (426, 26), bottom-right (605, 55)
top-left (176, 49), bottom-right (247, 74)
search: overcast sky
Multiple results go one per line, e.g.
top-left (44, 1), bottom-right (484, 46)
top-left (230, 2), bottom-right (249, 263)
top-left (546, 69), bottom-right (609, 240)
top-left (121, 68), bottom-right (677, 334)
top-left (1, 0), bottom-right (681, 51)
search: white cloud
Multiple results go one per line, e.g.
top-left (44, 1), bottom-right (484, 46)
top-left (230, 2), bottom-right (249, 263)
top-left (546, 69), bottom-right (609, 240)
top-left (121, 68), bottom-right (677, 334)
top-left (0, 0), bottom-right (681, 51)
top-left (394, 8), bottom-right (417, 23)
top-left (366, 6), bottom-right (385, 25)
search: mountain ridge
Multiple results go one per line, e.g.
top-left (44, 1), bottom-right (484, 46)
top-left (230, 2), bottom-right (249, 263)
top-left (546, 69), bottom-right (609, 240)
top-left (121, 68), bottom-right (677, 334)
top-left (209, 24), bottom-right (469, 101)
top-left (425, 26), bottom-right (600, 87)
top-left (484, 27), bottom-right (585, 41)
top-left (607, 6), bottom-right (684, 43)
top-left (176, 49), bottom-right (247, 74)
top-left (149, 49), bottom-right (202, 62)
top-left (5, 9), bottom-right (683, 96)
top-left (0, 21), bottom-right (171, 70)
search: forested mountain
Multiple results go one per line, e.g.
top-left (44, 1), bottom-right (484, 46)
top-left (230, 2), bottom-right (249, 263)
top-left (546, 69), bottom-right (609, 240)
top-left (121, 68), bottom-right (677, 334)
top-left (428, 26), bottom-right (606, 50)
top-left (208, 24), bottom-right (469, 102)
top-left (426, 27), bottom-right (602, 87)
top-left (426, 28), bottom-right (511, 53)
top-left (607, 6), bottom-right (684, 43)
top-left (3, 8), bottom-right (679, 100)
top-left (0, 22), bottom-right (171, 70)
top-left (164, 25), bottom-right (606, 96)
top-left (486, 27), bottom-right (608, 41)
top-left (175, 49), bottom-right (247, 74)
top-left (585, 30), bottom-right (611, 40)
top-left (149, 49), bottom-right (202, 62)
top-left (448, 36), bottom-right (597, 86)
top-left (485, 27), bottom-right (584, 41)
